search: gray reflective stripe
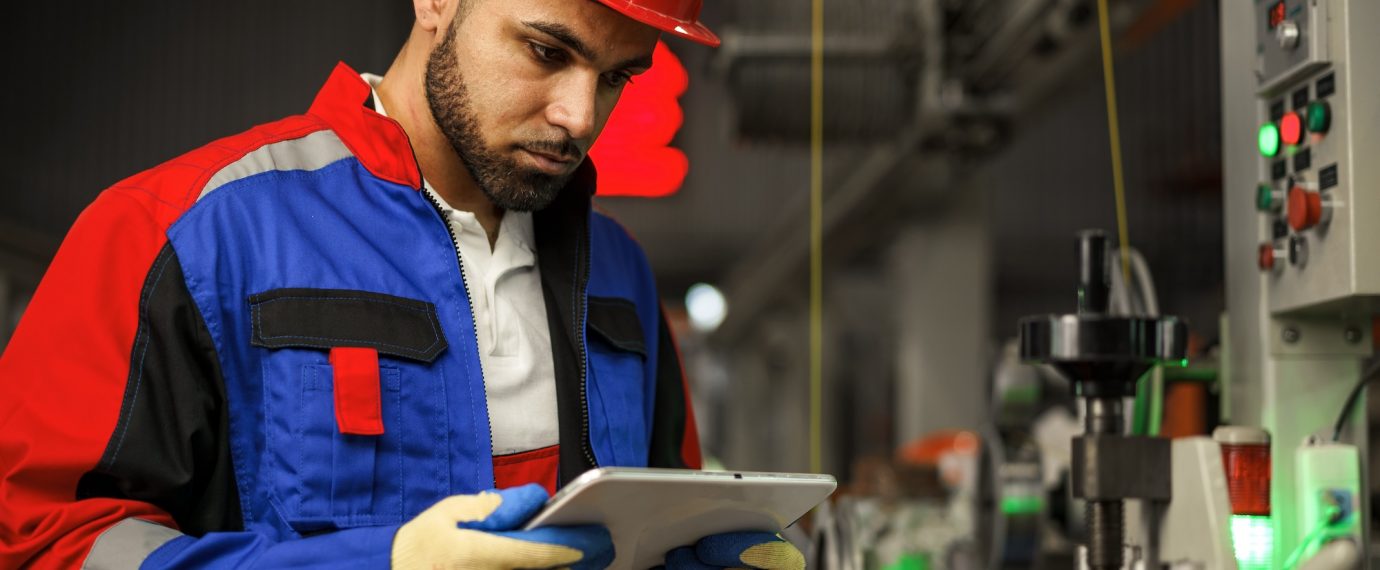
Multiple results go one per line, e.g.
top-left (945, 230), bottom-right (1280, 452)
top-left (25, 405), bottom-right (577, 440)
top-left (198, 129), bottom-right (353, 201)
top-left (82, 518), bottom-right (184, 570)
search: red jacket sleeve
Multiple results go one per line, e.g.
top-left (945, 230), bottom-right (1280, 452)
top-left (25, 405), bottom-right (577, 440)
top-left (2, 113), bottom-right (405, 569)
top-left (0, 188), bottom-right (180, 568)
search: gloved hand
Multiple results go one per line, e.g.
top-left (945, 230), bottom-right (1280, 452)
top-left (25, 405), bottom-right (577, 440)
top-left (392, 483), bottom-right (613, 570)
top-left (663, 532), bottom-right (805, 570)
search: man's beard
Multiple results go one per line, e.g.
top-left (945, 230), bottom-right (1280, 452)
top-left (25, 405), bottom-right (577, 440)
top-left (424, 19), bottom-right (580, 212)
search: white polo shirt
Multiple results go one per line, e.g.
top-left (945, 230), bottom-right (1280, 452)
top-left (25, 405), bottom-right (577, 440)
top-left (363, 74), bottom-right (558, 456)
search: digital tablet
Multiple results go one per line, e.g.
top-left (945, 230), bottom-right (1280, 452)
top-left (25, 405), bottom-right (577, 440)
top-left (523, 467), bottom-right (837, 570)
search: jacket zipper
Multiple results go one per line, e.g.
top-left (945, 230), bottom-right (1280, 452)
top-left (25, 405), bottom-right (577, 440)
top-left (422, 190), bottom-right (498, 469)
top-left (576, 225), bottom-right (598, 470)
top-left (423, 183), bottom-right (598, 476)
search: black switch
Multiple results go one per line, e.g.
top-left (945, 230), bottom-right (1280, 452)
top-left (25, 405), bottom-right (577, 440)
top-left (1293, 147), bottom-right (1312, 171)
top-left (1320, 164), bottom-right (1339, 190)
top-left (1317, 73), bottom-right (1336, 98)
top-left (1292, 86), bottom-right (1310, 109)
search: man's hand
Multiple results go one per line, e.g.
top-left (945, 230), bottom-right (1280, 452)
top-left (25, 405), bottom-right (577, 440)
top-left (392, 483), bottom-right (613, 570)
top-left (663, 532), bottom-right (805, 570)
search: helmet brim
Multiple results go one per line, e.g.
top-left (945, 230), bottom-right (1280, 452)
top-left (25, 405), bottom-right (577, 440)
top-left (598, 1), bottom-right (721, 47)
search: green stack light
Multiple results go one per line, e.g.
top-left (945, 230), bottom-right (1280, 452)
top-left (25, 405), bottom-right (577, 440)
top-left (999, 495), bottom-right (1044, 516)
top-left (881, 553), bottom-right (930, 570)
top-left (1231, 514), bottom-right (1273, 570)
top-left (1258, 122), bottom-right (1281, 157)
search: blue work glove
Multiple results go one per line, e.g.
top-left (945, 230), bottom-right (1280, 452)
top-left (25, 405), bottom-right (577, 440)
top-left (392, 483), bottom-right (613, 569)
top-left (662, 532), bottom-right (805, 570)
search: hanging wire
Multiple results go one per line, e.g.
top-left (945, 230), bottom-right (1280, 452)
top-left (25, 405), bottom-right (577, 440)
top-left (809, 0), bottom-right (825, 474)
top-left (1096, 0), bottom-right (1134, 285)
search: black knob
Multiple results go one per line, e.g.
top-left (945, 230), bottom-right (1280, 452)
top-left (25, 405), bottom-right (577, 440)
top-left (1077, 230), bottom-right (1110, 315)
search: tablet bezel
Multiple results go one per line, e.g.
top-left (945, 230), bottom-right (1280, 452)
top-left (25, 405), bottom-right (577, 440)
top-left (523, 467), bottom-right (837, 569)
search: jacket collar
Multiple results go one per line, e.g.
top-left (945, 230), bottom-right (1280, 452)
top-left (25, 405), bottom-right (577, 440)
top-left (307, 62), bottom-right (423, 190)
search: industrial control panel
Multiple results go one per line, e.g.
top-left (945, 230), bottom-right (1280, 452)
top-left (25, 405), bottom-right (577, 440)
top-left (1251, 0), bottom-right (1380, 314)
top-left (1226, 1), bottom-right (1380, 566)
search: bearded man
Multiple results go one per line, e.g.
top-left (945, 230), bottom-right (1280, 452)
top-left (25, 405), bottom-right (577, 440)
top-left (0, 1), bottom-right (805, 568)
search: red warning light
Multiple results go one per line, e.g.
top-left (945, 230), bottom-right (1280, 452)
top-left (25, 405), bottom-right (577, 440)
top-left (1279, 112), bottom-right (1303, 146)
top-left (589, 41), bottom-right (689, 198)
top-left (1216, 427), bottom-right (1271, 516)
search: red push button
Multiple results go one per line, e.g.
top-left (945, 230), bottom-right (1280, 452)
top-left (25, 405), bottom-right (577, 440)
top-left (1287, 186), bottom-right (1322, 231)
top-left (1258, 243), bottom-right (1278, 271)
top-left (1280, 111), bottom-right (1304, 146)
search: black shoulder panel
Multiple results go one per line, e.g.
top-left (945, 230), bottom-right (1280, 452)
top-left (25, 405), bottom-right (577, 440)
top-left (76, 243), bottom-right (242, 534)
top-left (647, 310), bottom-right (693, 468)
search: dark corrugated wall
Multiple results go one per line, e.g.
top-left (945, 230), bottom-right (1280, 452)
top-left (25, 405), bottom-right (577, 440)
top-left (2, 2), bottom-right (413, 247)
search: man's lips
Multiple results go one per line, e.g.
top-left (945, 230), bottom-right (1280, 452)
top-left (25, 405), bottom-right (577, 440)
top-left (520, 147), bottom-right (580, 175)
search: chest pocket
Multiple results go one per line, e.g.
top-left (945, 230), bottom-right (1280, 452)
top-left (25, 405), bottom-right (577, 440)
top-left (585, 296), bottom-right (651, 467)
top-left (251, 288), bottom-right (450, 534)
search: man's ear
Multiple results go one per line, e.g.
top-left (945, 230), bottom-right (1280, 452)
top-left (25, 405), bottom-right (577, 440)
top-left (413, 0), bottom-right (450, 34)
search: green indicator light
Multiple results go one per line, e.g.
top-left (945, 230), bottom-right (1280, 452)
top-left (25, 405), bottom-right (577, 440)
top-left (1001, 385), bottom-right (1039, 405)
top-left (1000, 496), bottom-right (1045, 516)
top-left (881, 553), bottom-right (930, 570)
top-left (1307, 100), bottom-right (1330, 134)
top-left (1231, 515), bottom-right (1273, 570)
top-left (1258, 123), bottom-right (1281, 157)
top-left (1256, 184), bottom-right (1274, 211)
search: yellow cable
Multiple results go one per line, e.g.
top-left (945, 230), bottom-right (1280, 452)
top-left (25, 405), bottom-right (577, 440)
top-left (809, 0), bottom-right (824, 475)
top-left (1096, 0), bottom-right (1133, 284)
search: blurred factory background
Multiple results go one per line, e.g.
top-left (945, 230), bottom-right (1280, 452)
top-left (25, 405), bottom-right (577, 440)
top-left (3, 1), bottom-right (1378, 568)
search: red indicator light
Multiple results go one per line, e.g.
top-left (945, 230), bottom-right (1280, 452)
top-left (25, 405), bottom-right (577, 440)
top-left (1268, 1), bottom-right (1286, 29)
top-left (589, 41), bottom-right (689, 198)
top-left (1215, 427), bottom-right (1271, 516)
top-left (1279, 112), bottom-right (1303, 146)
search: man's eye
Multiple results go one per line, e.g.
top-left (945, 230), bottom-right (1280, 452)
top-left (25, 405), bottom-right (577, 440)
top-left (530, 42), bottom-right (566, 64)
top-left (605, 72), bottom-right (634, 88)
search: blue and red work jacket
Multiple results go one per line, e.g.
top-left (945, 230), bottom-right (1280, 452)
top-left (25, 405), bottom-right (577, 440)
top-left (0, 62), bottom-right (701, 569)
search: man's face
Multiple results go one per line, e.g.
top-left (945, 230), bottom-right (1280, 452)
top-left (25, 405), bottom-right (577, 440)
top-left (425, 0), bottom-right (658, 211)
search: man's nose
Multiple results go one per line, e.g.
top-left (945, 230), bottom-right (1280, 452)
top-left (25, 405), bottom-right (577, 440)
top-left (545, 75), bottom-right (599, 143)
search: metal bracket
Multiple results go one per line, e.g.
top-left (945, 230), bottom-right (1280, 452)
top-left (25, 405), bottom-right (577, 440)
top-left (1269, 317), bottom-right (1372, 357)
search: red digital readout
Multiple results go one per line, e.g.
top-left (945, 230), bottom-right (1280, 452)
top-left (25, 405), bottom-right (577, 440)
top-left (1269, 1), bottom-right (1287, 30)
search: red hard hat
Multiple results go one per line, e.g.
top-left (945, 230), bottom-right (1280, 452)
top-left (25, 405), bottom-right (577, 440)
top-left (594, 0), bottom-right (720, 47)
